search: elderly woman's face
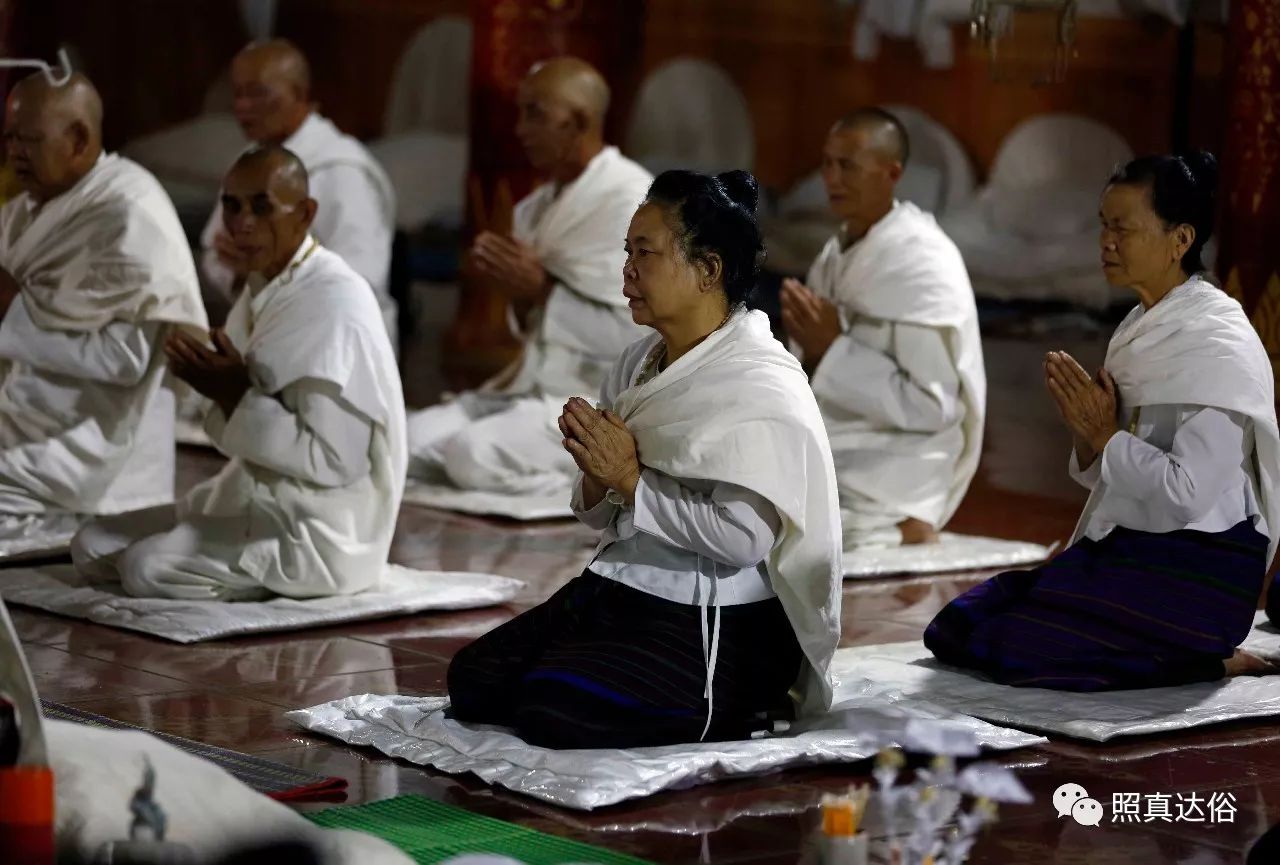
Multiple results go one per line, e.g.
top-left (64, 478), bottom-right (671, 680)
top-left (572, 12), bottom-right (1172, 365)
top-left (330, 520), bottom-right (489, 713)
top-left (1099, 183), bottom-right (1188, 288)
top-left (622, 202), bottom-right (703, 328)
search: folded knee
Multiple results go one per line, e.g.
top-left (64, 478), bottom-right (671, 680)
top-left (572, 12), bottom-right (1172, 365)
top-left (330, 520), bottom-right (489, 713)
top-left (441, 432), bottom-right (505, 492)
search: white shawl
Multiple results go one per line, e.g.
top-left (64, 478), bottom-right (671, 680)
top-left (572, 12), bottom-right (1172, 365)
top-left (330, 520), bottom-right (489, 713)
top-left (807, 201), bottom-right (986, 526)
top-left (184, 241), bottom-right (406, 593)
top-left (0, 154), bottom-right (207, 332)
top-left (1072, 275), bottom-right (1280, 564)
top-left (498, 146), bottom-right (652, 401)
top-left (610, 309), bottom-right (844, 713)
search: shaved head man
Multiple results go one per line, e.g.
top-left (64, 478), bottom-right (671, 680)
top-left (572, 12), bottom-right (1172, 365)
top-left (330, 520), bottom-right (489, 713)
top-left (5, 72), bottom-right (104, 204)
top-left (405, 57), bottom-right (652, 499)
top-left (515, 57), bottom-right (611, 181)
top-left (781, 107), bottom-right (985, 552)
top-left (0, 71), bottom-right (206, 549)
top-left (230, 39), bottom-right (312, 145)
top-left (198, 39), bottom-right (397, 347)
top-left (74, 143), bottom-right (407, 601)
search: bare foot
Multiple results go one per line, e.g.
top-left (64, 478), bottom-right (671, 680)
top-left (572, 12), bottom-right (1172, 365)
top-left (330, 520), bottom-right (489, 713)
top-left (898, 518), bottom-right (939, 546)
top-left (1223, 649), bottom-right (1279, 677)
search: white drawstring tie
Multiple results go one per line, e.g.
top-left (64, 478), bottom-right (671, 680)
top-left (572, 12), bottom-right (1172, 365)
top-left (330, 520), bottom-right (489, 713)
top-left (697, 555), bottom-right (721, 742)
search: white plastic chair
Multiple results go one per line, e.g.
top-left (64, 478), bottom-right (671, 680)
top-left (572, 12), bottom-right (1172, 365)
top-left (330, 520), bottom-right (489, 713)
top-left (625, 58), bottom-right (754, 175)
top-left (941, 113), bottom-right (1134, 309)
top-left (382, 15), bottom-right (472, 137)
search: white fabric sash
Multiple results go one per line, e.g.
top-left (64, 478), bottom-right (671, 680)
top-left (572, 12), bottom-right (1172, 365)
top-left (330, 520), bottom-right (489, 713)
top-left (808, 201), bottom-right (986, 525)
top-left (1072, 275), bottom-right (1280, 564)
top-left (610, 309), bottom-right (844, 713)
top-left (286, 114), bottom-right (395, 227)
top-left (514, 146), bottom-right (651, 309)
top-left (0, 154), bottom-right (207, 332)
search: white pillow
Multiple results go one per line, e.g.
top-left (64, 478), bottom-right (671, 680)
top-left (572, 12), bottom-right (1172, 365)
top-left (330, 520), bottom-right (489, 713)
top-left (987, 185), bottom-right (1100, 241)
top-left (48, 720), bottom-right (411, 865)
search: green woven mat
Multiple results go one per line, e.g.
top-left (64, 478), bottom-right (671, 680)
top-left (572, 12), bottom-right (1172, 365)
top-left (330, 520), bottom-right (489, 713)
top-left (304, 795), bottom-right (653, 865)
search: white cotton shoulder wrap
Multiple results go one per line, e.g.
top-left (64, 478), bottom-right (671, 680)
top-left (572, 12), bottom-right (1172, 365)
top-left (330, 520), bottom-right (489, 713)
top-left (1073, 275), bottom-right (1280, 564)
top-left (0, 154), bottom-right (207, 332)
top-left (610, 309), bottom-right (844, 713)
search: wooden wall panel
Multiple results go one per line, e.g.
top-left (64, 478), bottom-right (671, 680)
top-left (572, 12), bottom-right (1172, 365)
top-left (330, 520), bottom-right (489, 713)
top-left (274, 0), bottom-right (468, 140)
top-left (639, 0), bottom-right (1224, 190)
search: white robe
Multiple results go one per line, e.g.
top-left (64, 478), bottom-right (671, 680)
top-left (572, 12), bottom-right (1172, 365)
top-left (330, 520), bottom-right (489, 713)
top-left (199, 113), bottom-right (398, 342)
top-left (406, 146), bottom-right (652, 493)
top-left (610, 308), bottom-right (843, 715)
top-left (805, 201), bottom-right (986, 546)
top-left (73, 239), bottom-right (407, 599)
top-left (0, 153), bottom-right (207, 523)
top-left (1072, 274), bottom-right (1280, 564)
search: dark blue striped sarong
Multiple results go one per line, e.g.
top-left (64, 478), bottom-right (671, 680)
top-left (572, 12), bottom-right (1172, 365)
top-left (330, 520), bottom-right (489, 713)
top-left (923, 520), bottom-right (1268, 691)
top-left (447, 571), bottom-right (803, 749)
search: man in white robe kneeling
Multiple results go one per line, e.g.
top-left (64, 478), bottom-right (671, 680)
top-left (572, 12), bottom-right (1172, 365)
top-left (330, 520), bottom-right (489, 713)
top-left (0, 72), bottom-right (207, 543)
top-left (72, 146), bottom-right (406, 600)
top-left (405, 57), bottom-right (651, 496)
top-left (782, 109), bottom-right (986, 549)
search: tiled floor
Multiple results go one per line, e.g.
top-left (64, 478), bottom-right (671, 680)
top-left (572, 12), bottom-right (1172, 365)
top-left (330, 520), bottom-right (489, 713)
top-left (13, 326), bottom-right (1278, 864)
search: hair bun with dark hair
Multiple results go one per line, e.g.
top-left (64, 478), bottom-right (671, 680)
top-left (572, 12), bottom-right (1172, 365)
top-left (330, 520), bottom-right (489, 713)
top-left (1182, 150), bottom-right (1219, 193)
top-left (715, 170), bottom-right (759, 214)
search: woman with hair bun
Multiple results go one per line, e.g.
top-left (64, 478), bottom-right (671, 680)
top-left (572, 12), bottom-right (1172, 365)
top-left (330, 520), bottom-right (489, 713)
top-left (924, 151), bottom-right (1280, 690)
top-left (447, 170), bottom-right (843, 748)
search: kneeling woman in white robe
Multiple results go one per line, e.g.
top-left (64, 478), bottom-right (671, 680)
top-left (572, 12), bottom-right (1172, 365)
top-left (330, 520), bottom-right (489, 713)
top-left (447, 170), bottom-right (843, 748)
top-left (72, 146), bottom-right (406, 600)
top-left (926, 153), bottom-right (1280, 689)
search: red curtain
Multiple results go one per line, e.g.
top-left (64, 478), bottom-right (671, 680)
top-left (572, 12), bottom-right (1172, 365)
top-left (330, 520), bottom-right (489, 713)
top-left (1217, 0), bottom-right (1280, 378)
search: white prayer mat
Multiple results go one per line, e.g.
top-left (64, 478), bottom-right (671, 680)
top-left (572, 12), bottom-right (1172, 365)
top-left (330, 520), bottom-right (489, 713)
top-left (286, 693), bottom-right (1045, 811)
top-left (0, 513), bottom-right (82, 564)
top-left (827, 612), bottom-right (1280, 742)
top-left (843, 533), bottom-right (1055, 578)
top-left (175, 416), bottom-right (215, 449)
top-left (0, 563), bottom-right (523, 643)
top-left (402, 481), bottom-right (574, 521)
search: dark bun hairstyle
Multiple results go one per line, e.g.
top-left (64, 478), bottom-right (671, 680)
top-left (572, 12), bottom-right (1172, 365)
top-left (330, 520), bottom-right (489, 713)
top-left (643, 169), bottom-right (766, 306)
top-left (1108, 151), bottom-right (1218, 274)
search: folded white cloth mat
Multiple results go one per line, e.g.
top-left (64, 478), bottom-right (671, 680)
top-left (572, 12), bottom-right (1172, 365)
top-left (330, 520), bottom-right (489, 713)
top-left (828, 613), bottom-right (1280, 741)
top-left (401, 481), bottom-right (574, 520)
top-left (286, 695), bottom-right (1045, 810)
top-left (50, 719), bottom-right (413, 865)
top-left (0, 512), bottom-right (81, 563)
top-left (843, 532), bottom-right (1054, 578)
top-left (0, 564), bottom-right (523, 642)
top-left (175, 415), bottom-right (215, 448)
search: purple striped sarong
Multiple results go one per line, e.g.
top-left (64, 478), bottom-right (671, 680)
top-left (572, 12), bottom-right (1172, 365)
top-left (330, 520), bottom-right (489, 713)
top-left (447, 571), bottom-right (803, 748)
top-left (924, 520), bottom-right (1268, 691)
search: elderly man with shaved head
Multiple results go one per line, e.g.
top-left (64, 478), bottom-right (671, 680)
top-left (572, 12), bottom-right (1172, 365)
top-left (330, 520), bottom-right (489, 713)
top-left (0, 72), bottom-right (206, 545)
top-left (198, 39), bottom-right (397, 344)
top-left (781, 108), bottom-right (986, 551)
top-left (72, 146), bottom-right (406, 600)
top-left (406, 57), bottom-right (652, 497)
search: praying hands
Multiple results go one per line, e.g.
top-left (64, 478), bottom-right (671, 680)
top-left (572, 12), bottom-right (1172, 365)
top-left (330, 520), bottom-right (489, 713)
top-left (472, 231), bottom-right (551, 303)
top-left (781, 278), bottom-right (842, 371)
top-left (558, 397), bottom-right (641, 506)
top-left (1044, 350), bottom-right (1119, 469)
top-left (166, 328), bottom-right (252, 419)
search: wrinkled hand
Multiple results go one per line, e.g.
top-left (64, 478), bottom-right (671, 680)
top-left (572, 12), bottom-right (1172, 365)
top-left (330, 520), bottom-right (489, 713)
top-left (472, 231), bottom-right (551, 302)
top-left (165, 328), bottom-right (251, 418)
top-left (558, 397), bottom-right (641, 503)
top-left (213, 231), bottom-right (250, 276)
top-left (0, 265), bottom-right (20, 319)
top-left (1044, 351), bottom-right (1119, 455)
top-left (781, 277), bottom-right (841, 369)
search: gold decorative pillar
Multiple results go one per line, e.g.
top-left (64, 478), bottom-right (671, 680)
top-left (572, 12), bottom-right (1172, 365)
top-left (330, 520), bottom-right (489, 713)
top-left (1219, 1), bottom-right (1280, 381)
top-left (444, 0), bottom-right (644, 388)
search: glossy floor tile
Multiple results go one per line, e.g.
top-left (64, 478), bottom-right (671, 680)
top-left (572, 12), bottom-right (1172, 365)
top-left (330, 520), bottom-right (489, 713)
top-left (12, 329), bottom-right (1279, 864)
